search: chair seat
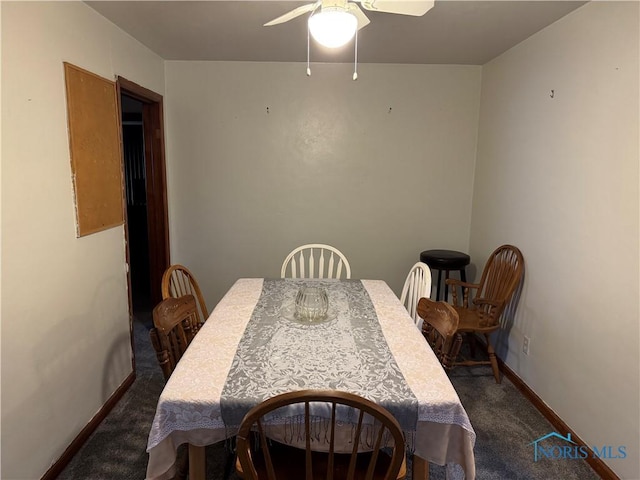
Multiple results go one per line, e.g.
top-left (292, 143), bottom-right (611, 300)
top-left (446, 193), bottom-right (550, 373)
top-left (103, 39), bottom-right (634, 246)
top-left (238, 440), bottom-right (406, 480)
top-left (453, 306), bottom-right (501, 334)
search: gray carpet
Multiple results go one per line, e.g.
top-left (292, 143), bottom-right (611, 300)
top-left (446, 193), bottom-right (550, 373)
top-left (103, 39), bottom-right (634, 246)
top-left (57, 313), bottom-right (600, 480)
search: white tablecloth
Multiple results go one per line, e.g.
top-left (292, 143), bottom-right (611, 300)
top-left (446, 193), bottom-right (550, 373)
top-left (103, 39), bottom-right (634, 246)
top-left (146, 278), bottom-right (476, 479)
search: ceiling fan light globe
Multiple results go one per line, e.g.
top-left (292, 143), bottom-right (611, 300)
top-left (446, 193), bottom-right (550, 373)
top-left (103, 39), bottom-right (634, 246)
top-left (308, 9), bottom-right (357, 48)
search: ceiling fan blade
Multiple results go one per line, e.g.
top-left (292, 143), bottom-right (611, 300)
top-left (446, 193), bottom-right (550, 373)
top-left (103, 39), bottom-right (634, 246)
top-left (359, 0), bottom-right (434, 16)
top-left (264, 2), bottom-right (319, 26)
top-left (347, 3), bottom-right (371, 30)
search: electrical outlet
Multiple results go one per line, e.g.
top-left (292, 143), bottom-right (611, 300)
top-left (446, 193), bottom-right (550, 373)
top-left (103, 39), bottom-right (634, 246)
top-left (523, 336), bottom-right (530, 355)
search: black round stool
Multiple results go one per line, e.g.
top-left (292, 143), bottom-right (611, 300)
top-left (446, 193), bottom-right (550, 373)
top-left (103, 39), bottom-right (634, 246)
top-left (420, 250), bottom-right (471, 301)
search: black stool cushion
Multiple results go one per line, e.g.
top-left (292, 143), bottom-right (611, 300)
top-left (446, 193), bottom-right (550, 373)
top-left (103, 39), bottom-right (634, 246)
top-left (420, 250), bottom-right (470, 270)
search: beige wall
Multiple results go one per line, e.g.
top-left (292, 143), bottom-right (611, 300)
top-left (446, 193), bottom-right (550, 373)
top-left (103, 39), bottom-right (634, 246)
top-left (471, 2), bottom-right (639, 478)
top-left (1, 2), bottom-right (164, 478)
top-left (164, 61), bottom-right (481, 305)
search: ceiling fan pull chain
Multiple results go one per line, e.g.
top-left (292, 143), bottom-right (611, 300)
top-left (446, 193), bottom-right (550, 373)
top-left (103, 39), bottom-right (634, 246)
top-left (306, 20), bottom-right (311, 76)
top-left (353, 28), bottom-right (358, 81)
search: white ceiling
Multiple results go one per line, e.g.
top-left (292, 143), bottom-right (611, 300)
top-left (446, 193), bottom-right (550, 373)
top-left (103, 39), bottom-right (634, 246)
top-left (86, 1), bottom-right (587, 65)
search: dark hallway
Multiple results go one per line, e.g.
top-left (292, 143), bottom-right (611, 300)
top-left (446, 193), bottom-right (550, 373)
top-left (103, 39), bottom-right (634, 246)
top-left (121, 94), bottom-right (152, 315)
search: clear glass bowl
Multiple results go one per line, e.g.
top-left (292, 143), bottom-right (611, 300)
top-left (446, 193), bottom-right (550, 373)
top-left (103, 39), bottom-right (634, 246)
top-left (294, 286), bottom-right (329, 322)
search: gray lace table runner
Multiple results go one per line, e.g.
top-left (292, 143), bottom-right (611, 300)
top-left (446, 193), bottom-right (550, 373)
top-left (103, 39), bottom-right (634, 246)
top-left (220, 279), bottom-right (418, 434)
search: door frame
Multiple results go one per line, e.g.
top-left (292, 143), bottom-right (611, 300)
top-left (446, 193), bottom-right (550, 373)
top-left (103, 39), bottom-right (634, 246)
top-left (117, 76), bottom-right (170, 370)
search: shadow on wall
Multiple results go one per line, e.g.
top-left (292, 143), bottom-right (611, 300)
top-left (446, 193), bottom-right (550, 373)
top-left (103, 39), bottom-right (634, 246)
top-left (102, 331), bottom-right (135, 399)
top-left (1, 275), bottom-right (131, 478)
top-left (466, 263), bottom-right (479, 286)
top-left (32, 274), bottom-right (132, 415)
top-left (494, 268), bottom-right (526, 361)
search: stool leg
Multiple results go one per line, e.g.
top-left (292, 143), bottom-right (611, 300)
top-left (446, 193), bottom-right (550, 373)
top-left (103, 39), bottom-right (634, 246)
top-left (444, 270), bottom-right (450, 302)
top-left (436, 269), bottom-right (443, 301)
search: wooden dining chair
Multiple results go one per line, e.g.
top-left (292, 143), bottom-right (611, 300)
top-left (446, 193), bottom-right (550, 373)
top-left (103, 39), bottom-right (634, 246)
top-left (281, 244), bottom-right (351, 279)
top-left (161, 264), bottom-right (209, 325)
top-left (399, 262), bottom-right (432, 326)
top-left (149, 294), bottom-right (201, 381)
top-left (416, 297), bottom-right (462, 370)
top-left (445, 244), bottom-right (524, 383)
top-left (149, 294), bottom-right (201, 479)
top-left (236, 390), bottom-right (406, 480)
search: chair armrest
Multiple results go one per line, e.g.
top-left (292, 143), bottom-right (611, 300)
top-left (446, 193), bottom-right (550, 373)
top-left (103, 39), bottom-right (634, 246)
top-left (445, 279), bottom-right (479, 290)
top-left (445, 279), bottom-right (480, 307)
top-left (472, 297), bottom-right (501, 307)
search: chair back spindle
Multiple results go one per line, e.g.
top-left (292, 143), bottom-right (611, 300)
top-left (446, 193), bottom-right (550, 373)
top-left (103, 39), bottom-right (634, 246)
top-left (281, 244), bottom-right (351, 280)
top-left (236, 390), bottom-right (406, 480)
top-left (399, 262), bottom-right (432, 325)
top-left (478, 246), bottom-right (523, 313)
top-left (162, 264), bottom-right (209, 324)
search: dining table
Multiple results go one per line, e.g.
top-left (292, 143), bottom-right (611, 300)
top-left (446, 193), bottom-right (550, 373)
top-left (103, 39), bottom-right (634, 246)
top-left (145, 278), bottom-right (476, 480)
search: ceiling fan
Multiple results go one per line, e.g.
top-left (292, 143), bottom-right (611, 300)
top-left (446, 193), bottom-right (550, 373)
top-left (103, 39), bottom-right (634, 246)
top-left (265, 0), bottom-right (434, 79)
top-left (265, 0), bottom-right (435, 48)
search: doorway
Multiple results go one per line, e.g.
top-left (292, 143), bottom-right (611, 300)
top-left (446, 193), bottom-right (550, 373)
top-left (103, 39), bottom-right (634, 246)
top-left (117, 77), bottom-right (170, 372)
top-left (121, 96), bottom-right (151, 313)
